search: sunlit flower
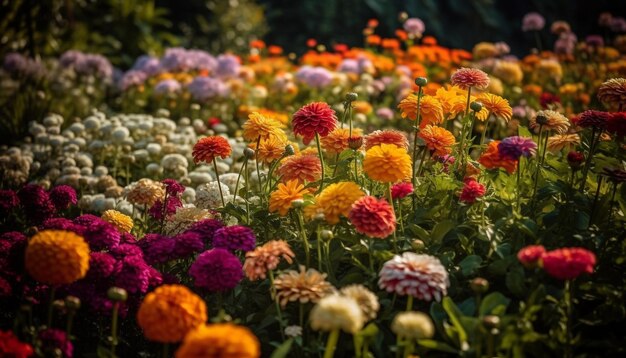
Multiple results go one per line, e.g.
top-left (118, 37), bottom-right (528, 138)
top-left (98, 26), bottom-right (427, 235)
top-left (270, 180), bottom-right (308, 216)
top-left (577, 110), bottom-right (611, 129)
top-left (498, 136), bottom-right (537, 160)
top-left (274, 266), bottom-right (335, 307)
top-left (101, 210), bottom-right (134, 233)
top-left (242, 111), bottom-right (286, 142)
top-left (315, 182), bottom-right (365, 225)
top-left (277, 154), bottom-right (322, 184)
top-left (339, 284), bottom-right (380, 321)
top-left (192, 136), bottom-right (232, 164)
top-left (459, 179), bottom-right (486, 204)
top-left (125, 179), bottom-right (165, 207)
top-left (379, 253), bottom-right (449, 301)
top-left (243, 240), bottom-right (295, 280)
top-left (517, 245), bottom-right (546, 269)
top-left (398, 94), bottom-right (444, 127)
top-left (349, 196), bottom-right (396, 238)
top-left (597, 78), bottom-right (626, 106)
top-left (530, 110), bottom-right (570, 133)
top-left (25, 230), bottom-right (90, 285)
top-left (477, 93), bottom-right (512, 121)
top-left (363, 144), bottom-right (412, 183)
top-left (541, 247), bottom-right (596, 280)
top-left (450, 68), bottom-right (490, 90)
top-left (292, 102), bottom-right (338, 145)
top-left (321, 127), bottom-right (363, 154)
top-left (391, 311), bottom-right (435, 340)
top-left (493, 61), bottom-right (524, 85)
top-left (364, 130), bottom-right (409, 151)
top-left (309, 294), bottom-right (364, 334)
top-left (176, 323), bottom-right (260, 358)
top-left (479, 141), bottom-right (518, 173)
top-left (254, 136), bottom-right (287, 164)
top-left (419, 125), bottom-right (456, 157)
top-left (547, 134), bottom-right (580, 153)
top-left (391, 182), bottom-right (413, 200)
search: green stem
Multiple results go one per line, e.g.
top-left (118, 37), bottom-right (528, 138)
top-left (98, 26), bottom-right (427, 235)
top-left (479, 120), bottom-right (489, 147)
top-left (244, 160), bottom-right (250, 224)
top-left (589, 176), bottom-right (603, 223)
top-left (296, 210), bottom-right (310, 267)
top-left (323, 329), bottom-right (340, 358)
top-left (316, 226), bottom-right (323, 272)
top-left (517, 159), bottom-right (522, 214)
top-left (411, 86), bottom-right (424, 187)
top-left (403, 340), bottom-right (415, 358)
top-left (530, 126), bottom-right (544, 208)
top-left (579, 128), bottom-right (598, 192)
top-left (111, 302), bottom-right (120, 356)
top-left (416, 147), bottom-right (428, 177)
top-left (396, 198), bottom-right (405, 236)
top-left (564, 280), bottom-right (573, 358)
top-left (386, 183), bottom-right (398, 253)
top-left (46, 286), bottom-right (56, 327)
top-left (406, 295), bottom-right (414, 312)
top-left (268, 270), bottom-right (286, 341)
top-left (162, 343), bottom-right (169, 358)
top-left (213, 158), bottom-right (226, 208)
top-left (255, 136), bottom-right (263, 196)
top-left (233, 157), bottom-right (247, 202)
top-left (315, 133), bottom-right (326, 192)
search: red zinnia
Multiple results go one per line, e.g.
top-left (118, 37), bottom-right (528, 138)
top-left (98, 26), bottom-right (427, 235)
top-left (450, 68), bottom-right (490, 90)
top-left (349, 196), bottom-right (396, 239)
top-left (541, 247), bottom-right (596, 280)
top-left (459, 179), bottom-right (486, 204)
top-left (0, 330), bottom-right (34, 358)
top-left (567, 151), bottom-right (585, 170)
top-left (517, 245), bottom-right (546, 269)
top-left (192, 136), bottom-right (232, 164)
top-left (292, 102), bottom-right (338, 145)
top-left (607, 112), bottom-right (626, 138)
top-left (391, 182), bottom-right (413, 200)
top-left (577, 110), bottom-right (610, 129)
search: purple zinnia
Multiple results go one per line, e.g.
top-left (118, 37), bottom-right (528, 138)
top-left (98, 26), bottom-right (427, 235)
top-left (73, 214), bottom-right (102, 227)
top-left (160, 48), bottom-right (195, 72)
top-left (18, 184), bottom-right (56, 224)
top-left (295, 66), bottom-right (333, 88)
top-left (162, 179), bottom-right (185, 196)
top-left (49, 185), bottom-right (78, 210)
top-left (577, 110), bottom-right (610, 129)
top-left (212, 225), bottom-right (256, 252)
top-left (140, 234), bottom-right (175, 265)
top-left (0, 189), bottom-right (19, 214)
top-left (186, 218), bottom-right (224, 244)
top-left (498, 136), bottom-right (537, 160)
top-left (585, 35), bottom-right (604, 47)
top-left (522, 12), bottom-right (545, 32)
top-left (76, 54), bottom-right (113, 79)
top-left (110, 243), bottom-right (144, 259)
top-left (338, 59), bottom-right (360, 74)
top-left (154, 79), bottom-right (181, 95)
top-left (187, 76), bottom-right (229, 101)
top-left (189, 248), bottom-right (243, 292)
top-left (40, 218), bottom-right (84, 235)
top-left (146, 266), bottom-right (163, 288)
top-left (87, 252), bottom-right (117, 279)
top-left (113, 255), bottom-right (151, 294)
top-left (0, 232), bottom-right (27, 274)
top-left (172, 231), bottom-right (205, 258)
top-left (118, 70), bottom-right (147, 91)
top-left (38, 328), bottom-right (73, 357)
top-left (131, 55), bottom-right (162, 75)
top-left (148, 196), bottom-right (182, 220)
top-left (83, 220), bottom-right (121, 250)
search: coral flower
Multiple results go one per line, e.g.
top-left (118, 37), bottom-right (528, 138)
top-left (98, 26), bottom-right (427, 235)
top-left (292, 102), bottom-right (338, 145)
top-left (254, 136), bottom-right (287, 164)
top-left (277, 154), bottom-right (322, 184)
top-left (363, 144), bottom-right (412, 183)
top-left (321, 127), bottom-right (363, 154)
top-left (242, 111), bottom-right (286, 142)
top-left (477, 93), bottom-right (512, 122)
top-left (175, 323), bottom-right (260, 358)
top-left (597, 78), bottom-right (626, 107)
top-left (137, 284), bottom-right (207, 343)
top-left (364, 130), bottom-right (409, 150)
top-left (498, 136), bottom-right (537, 160)
top-left (269, 180), bottom-right (308, 216)
top-left (541, 247), bottom-right (596, 280)
top-left (25, 230), bottom-right (90, 285)
top-left (391, 182), bottom-right (413, 200)
top-left (479, 141), bottom-right (518, 174)
top-left (378, 253), bottom-right (449, 301)
top-left (459, 179), bottom-right (486, 204)
top-left (517, 245), bottom-right (546, 269)
top-left (243, 240), bottom-right (295, 280)
top-left (450, 67), bottom-right (490, 90)
top-left (101, 210), bottom-right (134, 233)
top-left (315, 181), bottom-right (365, 224)
top-left (274, 266), bottom-right (335, 307)
top-left (192, 136), bottom-right (232, 164)
top-left (419, 125), bottom-right (456, 157)
top-left (530, 110), bottom-right (570, 134)
top-left (398, 94), bottom-right (444, 127)
top-left (547, 134), bottom-right (580, 153)
top-left (349, 196), bottom-right (396, 238)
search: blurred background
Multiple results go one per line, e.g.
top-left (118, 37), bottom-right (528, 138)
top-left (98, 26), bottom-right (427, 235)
top-left (2, 0), bottom-right (626, 67)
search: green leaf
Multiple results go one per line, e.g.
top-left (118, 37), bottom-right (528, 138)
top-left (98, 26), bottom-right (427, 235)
top-left (505, 268), bottom-right (527, 298)
top-left (430, 220), bottom-right (455, 243)
top-left (442, 297), bottom-right (469, 348)
top-left (417, 339), bottom-right (459, 354)
top-left (458, 255), bottom-right (482, 276)
top-left (518, 126), bottom-right (532, 138)
top-left (270, 339), bottom-right (293, 358)
top-left (479, 292), bottom-right (511, 316)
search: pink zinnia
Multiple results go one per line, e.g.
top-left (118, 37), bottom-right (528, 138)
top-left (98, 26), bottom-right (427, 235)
top-left (292, 102), bottom-right (338, 144)
top-left (517, 245), bottom-right (546, 269)
top-left (450, 68), bottom-right (490, 90)
top-left (378, 253), bottom-right (449, 301)
top-left (391, 182), bottom-right (413, 200)
top-left (459, 179), bottom-right (486, 204)
top-left (349, 196), bottom-right (396, 239)
top-left (541, 247), bottom-right (596, 280)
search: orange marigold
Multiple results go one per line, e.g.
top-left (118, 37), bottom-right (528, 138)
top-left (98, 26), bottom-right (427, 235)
top-left (242, 111), bottom-right (286, 142)
top-left (175, 323), bottom-right (260, 358)
top-left (364, 130), bottom-right (409, 150)
top-left (419, 125), bottom-right (456, 157)
top-left (137, 284), bottom-right (207, 343)
top-left (277, 154), bottom-right (322, 184)
top-left (315, 181), bottom-right (365, 224)
top-left (25, 230), bottom-right (90, 285)
top-left (398, 94), bottom-right (444, 127)
top-left (478, 141), bottom-right (518, 174)
top-left (477, 93), bottom-right (512, 122)
top-left (363, 144), bottom-right (412, 183)
top-left (321, 127), bottom-right (364, 154)
top-left (192, 136), bottom-right (232, 164)
top-left (269, 180), bottom-right (308, 216)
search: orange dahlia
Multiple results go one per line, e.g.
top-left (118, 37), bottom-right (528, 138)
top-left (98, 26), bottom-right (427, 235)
top-left (349, 196), bottom-right (396, 238)
top-left (478, 141), bottom-right (518, 174)
top-left (451, 67), bottom-right (490, 90)
top-left (243, 240), bottom-right (295, 280)
top-left (435, 86), bottom-right (466, 115)
top-left (242, 111), bottom-right (286, 142)
top-left (419, 125), bottom-right (456, 157)
top-left (363, 144), bottom-right (412, 183)
top-left (320, 127), bottom-right (363, 154)
top-left (292, 102), bottom-right (338, 145)
top-left (398, 94), bottom-right (444, 127)
top-left (364, 130), bottom-right (409, 151)
top-left (315, 181), bottom-right (365, 224)
top-left (175, 323), bottom-right (260, 358)
top-left (477, 93), bottom-right (512, 122)
top-left (137, 284), bottom-right (207, 343)
top-left (25, 230), bottom-right (90, 285)
top-left (276, 154), bottom-right (322, 184)
top-left (192, 136), bottom-right (232, 164)
top-left (269, 180), bottom-right (308, 216)
top-left (253, 136), bottom-right (286, 164)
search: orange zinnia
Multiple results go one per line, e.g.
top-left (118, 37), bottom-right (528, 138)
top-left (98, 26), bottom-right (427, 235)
top-left (321, 127), bottom-right (364, 154)
top-left (478, 141), bottom-right (518, 174)
top-left (419, 125), bottom-right (456, 157)
top-left (269, 180), bottom-right (308, 216)
top-left (477, 93), bottom-right (513, 122)
top-left (277, 154), bottom-right (322, 184)
top-left (192, 136), bottom-right (232, 164)
top-left (398, 94), bottom-right (444, 127)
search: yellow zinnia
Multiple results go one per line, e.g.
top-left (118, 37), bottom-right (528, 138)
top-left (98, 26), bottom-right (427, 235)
top-left (477, 93), bottom-right (513, 122)
top-left (101, 210), bottom-right (134, 233)
top-left (254, 136), bottom-right (286, 164)
top-left (175, 323), bottom-right (260, 358)
top-left (269, 180), bottom-right (308, 216)
top-left (242, 111), bottom-right (286, 142)
top-left (363, 144), bottom-right (412, 183)
top-left (398, 94), bottom-right (444, 127)
top-left (25, 230), bottom-right (90, 285)
top-left (315, 182), bottom-right (365, 224)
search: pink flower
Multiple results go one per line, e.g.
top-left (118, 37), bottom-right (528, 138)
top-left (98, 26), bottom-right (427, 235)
top-left (349, 196), bottom-right (396, 239)
top-left (517, 245), bottom-right (546, 269)
top-left (459, 179), bottom-right (486, 204)
top-left (391, 182), bottom-right (413, 200)
top-left (541, 248), bottom-right (596, 280)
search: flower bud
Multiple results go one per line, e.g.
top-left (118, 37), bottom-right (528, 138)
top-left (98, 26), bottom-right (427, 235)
top-left (284, 144), bottom-right (295, 156)
top-left (345, 92), bottom-right (359, 102)
top-left (314, 213), bottom-right (325, 222)
top-left (567, 151), bottom-right (584, 171)
top-left (291, 199), bottom-right (304, 209)
top-left (52, 300), bottom-right (65, 311)
top-left (470, 101), bottom-right (483, 112)
top-left (411, 239), bottom-right (425, 251)
top-left (321, 230), bottom-right (334, 241)
top-left (65, 296), bottom-right (81, 310)
top-left (399, 12), bottom-right (409, 22)
top-left (415, 77), bottom-right (428, 87)
top-left (348, 136), bottom-right (364, 150)
top-left (482, 315), bottom-right (500, 329)
top-left (470, 278), bottom-right (489, 294)
top-left (25, 226), bottom-right (38, 237)
top-left (107, 287), bottom-right (128, 302)
top-left (244, 147), bottom-right (256, 159)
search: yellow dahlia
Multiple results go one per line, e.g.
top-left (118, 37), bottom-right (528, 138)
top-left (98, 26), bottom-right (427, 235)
top-left (269, 180), bottom-right (308, 216)
top-left (493, 61), bottom-right (523, 85)
top-left (101, 210), bottom-right (134, 233)
top-left (254, 136), bottom-right (287, 164)
top-left (391, 311), bottom-right (435, 340)
top-left (363, 144), bottom-right (412, 183)
top-left (315, 181), bottom-right (365, 225)
top-left (25, 230), bottom-right (90, 285)
top-left (242, 111), bottom-right (286, 142)
top-left (477, 93), bottom-right (512, 122)
top-left (321, 127), bottom-right (363, 154)
top-left (137, 284), bottom-right (207, 343)
top-left (175, 323), bottom-right (260, 358)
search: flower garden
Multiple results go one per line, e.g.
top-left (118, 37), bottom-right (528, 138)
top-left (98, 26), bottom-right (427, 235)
top-left (1, 4), bottom-right (626, 358)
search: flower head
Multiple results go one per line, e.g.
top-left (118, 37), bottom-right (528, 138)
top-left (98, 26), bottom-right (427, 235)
top-left (419, 125), bottom-right (456, 157)
top-left (25, 230), bottom-right (90, 285)
top-left (451, 68), bottom-right (490, 90)
top-left (186, 218), bottom-right (224, 244)
top-left (242, 111), bottom-right (286, 142)
top-left (391, 312), bottom-right (435, 340)
top-left (270, 180), bottom-right (308, 216)
top-left (277, 154), bottom-right (322, 184)
top-left (530, 110), bottom-right (570, 134)
top-left (607, 112), bottom-right (626, 138)
top-left (391, 182), bottom-right (413, 200)
top-left (125, 179), bottom-right (165, 207)
top-left (364, 130), bottom-right (409, 151)
top-left (349, 196), bottom-right (396, 238)
top-left (541, 248), bottom-right (596, 280)
top-left (321, 127), bottom-right (364, 154)
top-left (137, 284), bottom-right (207, 343)
top-left (38, 328), bottom-right (73, 358)
top-left (0, 330), bottom-right (33, 357)
top-left (49, 185), bottom-right (77, 211)
top-left (459, 179), bottom-right (486, 204)
top-left (243, 240), bottom-right (295, 280)
top-left (189, 249), bottom-right (243, 292)
top-left (213, 225), bottom-right (256, 252)
top-left (274, 266), bottom-right (334, 307)
top-left (378, 253), bottom-right (449, 301)
top-left (292, 102), bottom-right (338, 145)
top-left (597, 78), bottom-right (626, 107)
top-left (310, 294), bottom-right (364, 334)
top-left (192, 136), bottom-right (232, 164)
top-left (175, 323), bottom-right (260, 358)
top-left (517, 245), bottom-right (546, 269)
top-left (254, 137), bottom-right (287, 164)
top-left (363, 144), bottom-right (411, 183)
top-left (522, 12), bottom-right (545, 31)
top-left (479, 141), bottom-right (518, 173)
top-left (477, 93), bottom-right (512, 122)
top-left (0, 189), bottom-right (19, 215)
top-left (339, 284), bottom-right (380, 321)
top-left (398, 94), bottom-right (444, 127)
top-left (101, 210), bottom-right (134, 233)
top-left (577, 110), bottom-right (611, 129)
top-left (315, 182), bottom-right (365, 224)
top-left (498, 136), bottom-right (537, 160)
